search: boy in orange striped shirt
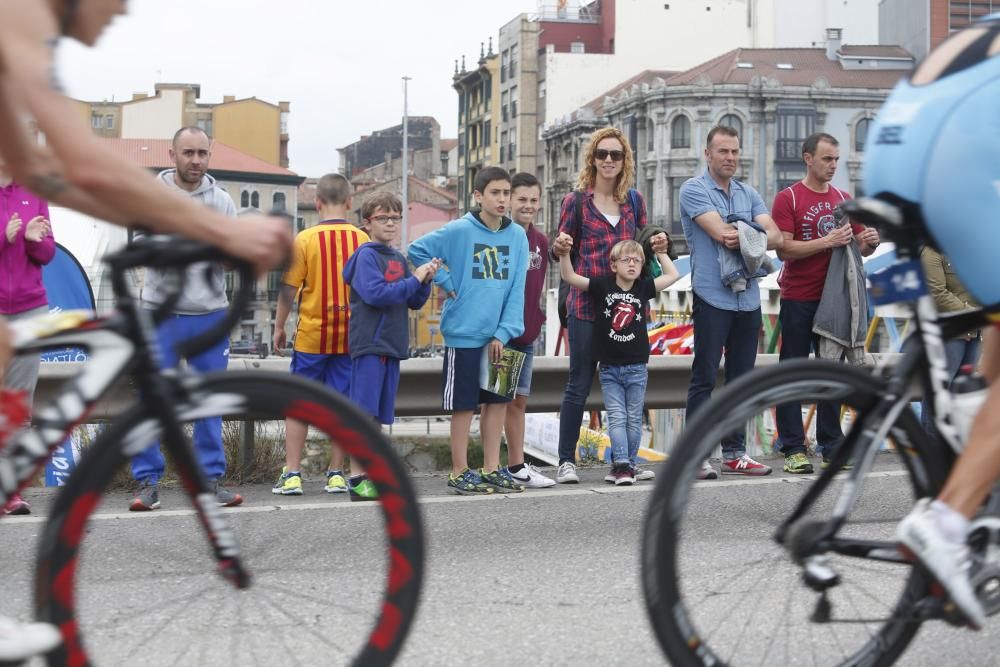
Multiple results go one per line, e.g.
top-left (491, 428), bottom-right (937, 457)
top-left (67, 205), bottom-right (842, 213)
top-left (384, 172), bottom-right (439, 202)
top-left (272, 173), bottom-right (370, 497)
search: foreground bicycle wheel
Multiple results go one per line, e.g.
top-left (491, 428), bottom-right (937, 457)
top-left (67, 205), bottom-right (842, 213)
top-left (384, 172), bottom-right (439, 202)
top-left (642, 360), bottom-right (935, 667)
top-left (35, 372), bottom-right (424, 667)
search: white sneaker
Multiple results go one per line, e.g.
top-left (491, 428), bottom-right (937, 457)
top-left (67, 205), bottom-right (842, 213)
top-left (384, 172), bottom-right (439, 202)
top-left (897, 498), bottom-right (986, 629)
top-left (697, 460), bottom-right (718, 480)
top-left (633, 465), bottom-right (656, 481)
top-left (0, 616), bottom-right (61, 662)
top-left (508, 463), bottom-right (556, 488)
top-left (556, 462), bottom-right (579, 484)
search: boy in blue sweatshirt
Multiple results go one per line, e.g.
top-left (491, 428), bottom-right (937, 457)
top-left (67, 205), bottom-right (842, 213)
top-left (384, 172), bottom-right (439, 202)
top-left (343, 192), bottom-right (440, 501)
top-left (408, 166), bottom-right (529, 495)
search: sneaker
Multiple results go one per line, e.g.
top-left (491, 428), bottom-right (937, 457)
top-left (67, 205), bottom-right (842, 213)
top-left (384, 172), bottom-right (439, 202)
top-left (2, 493), bottom-right (30, 516)
top-left (783, 452), bottom-right (814, 474)
top-left (821, 455), bottom-right (854, 471)
top-left (632, 465), bottom-right (656, 481)
top-left (481, 468), bottom-right (525, 493)
top-left (447, 468), bottom-right (494, 496)
top-left (720, 455), bottom-right (773, 476)
top-left (129, 481), bottom-right (160, 511)
top-left (349, 476), bottom-right (379, 502)
top-left (272, 468), bottom-right (303, 496)
top-left (697, 460), bottom-right (718, 480)
top-left (612, 463), bottom-right (635, 486)
top-left (897, 498), bottom-right (985, 629)
top-left (507, 464), bottom-right (556, 489)
top-left (325, 471), bottom-right (348, 494)
top-left (0, 615), bottom-right (61, 662)
top-left (556, 462), bottom-right (579, 484)
top-left (209, 479), bottom-right (243, 507)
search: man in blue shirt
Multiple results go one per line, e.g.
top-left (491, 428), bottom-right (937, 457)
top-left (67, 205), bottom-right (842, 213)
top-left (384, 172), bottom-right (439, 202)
top-left (679, 125), bottom-right (783, 478)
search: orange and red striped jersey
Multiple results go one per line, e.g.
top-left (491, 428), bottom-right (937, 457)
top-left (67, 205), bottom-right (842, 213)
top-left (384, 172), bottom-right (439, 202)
top-left (283, 220), bottom-right (369, 355)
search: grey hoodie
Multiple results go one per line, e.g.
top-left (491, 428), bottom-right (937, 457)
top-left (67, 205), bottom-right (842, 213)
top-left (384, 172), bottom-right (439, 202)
top-left (136, 170), bottom-right (235, 314)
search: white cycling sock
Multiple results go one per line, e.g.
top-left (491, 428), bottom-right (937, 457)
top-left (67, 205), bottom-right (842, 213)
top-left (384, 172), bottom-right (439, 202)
top-left (930, 499), bottom-right (971, 544)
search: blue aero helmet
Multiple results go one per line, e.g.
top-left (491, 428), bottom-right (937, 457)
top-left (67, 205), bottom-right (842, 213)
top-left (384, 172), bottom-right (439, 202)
top-left (864, 13), bottom-right (1000, 307)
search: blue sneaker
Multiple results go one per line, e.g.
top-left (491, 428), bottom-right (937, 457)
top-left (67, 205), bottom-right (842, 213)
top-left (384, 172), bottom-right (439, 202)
top-left (480, 468), bottom-right (525, 493)
top-left (447, 468), bottom-right (494, 495)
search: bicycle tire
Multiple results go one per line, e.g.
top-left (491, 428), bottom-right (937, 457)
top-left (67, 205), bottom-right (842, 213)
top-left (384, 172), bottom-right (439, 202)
top-left (34, 371), bottom-right (424, 667)
top-left (642, 359), bottom-right (935, 667)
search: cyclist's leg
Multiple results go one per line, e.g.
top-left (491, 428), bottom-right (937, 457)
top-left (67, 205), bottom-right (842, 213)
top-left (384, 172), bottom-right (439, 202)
top-left (898, 328), bottom-right (1000, 627)
top-left (185, 312), bottom-right (230, 480)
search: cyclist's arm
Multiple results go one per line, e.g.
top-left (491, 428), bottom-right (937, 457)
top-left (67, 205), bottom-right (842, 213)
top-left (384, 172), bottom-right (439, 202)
top-left (0, 6), bottom-right (289, 271)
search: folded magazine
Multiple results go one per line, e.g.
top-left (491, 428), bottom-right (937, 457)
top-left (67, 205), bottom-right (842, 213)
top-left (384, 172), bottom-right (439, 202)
top-left (480, 346), bottom-right (527, 399)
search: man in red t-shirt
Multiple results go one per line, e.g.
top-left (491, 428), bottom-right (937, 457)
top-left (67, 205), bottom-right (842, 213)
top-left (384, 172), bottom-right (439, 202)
top-left (772, 132), bottom-right (880, 474)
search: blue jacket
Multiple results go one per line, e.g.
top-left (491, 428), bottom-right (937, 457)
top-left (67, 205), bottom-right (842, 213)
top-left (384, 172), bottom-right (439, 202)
top-left (407, 211), bottom-right (527, 348)
top-left (343, 242), bottom-right (431, 359)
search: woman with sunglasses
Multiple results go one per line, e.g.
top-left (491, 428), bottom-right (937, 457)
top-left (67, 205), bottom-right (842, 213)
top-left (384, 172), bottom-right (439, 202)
top-left (551, 127), bottom-right (667, 484)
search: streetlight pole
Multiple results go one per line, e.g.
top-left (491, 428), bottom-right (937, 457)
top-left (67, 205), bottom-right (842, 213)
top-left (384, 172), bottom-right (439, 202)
top-left (401, 76), bottom-right (411, 253)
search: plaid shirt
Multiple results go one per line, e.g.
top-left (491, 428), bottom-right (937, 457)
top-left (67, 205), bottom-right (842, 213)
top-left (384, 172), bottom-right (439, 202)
top-left (558, 189), bottom-right (647, 321)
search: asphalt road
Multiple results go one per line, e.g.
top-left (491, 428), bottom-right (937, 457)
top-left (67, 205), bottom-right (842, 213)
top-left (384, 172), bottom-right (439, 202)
top-left (1, 453), bottom-right (996, 666)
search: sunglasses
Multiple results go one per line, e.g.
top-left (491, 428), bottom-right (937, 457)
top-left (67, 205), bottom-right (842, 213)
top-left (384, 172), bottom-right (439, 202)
top-left (594, 149), bottom-right (625, 162)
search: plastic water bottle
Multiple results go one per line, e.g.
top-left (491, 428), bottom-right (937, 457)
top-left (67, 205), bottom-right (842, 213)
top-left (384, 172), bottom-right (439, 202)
top-left (950, 366), bottom-right (988, 446)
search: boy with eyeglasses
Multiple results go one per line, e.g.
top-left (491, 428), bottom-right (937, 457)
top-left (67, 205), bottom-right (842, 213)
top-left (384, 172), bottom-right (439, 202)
top-left (559, 239), bottom-right (679, 484)
top-left (342, 192), bottom-right (440, 501)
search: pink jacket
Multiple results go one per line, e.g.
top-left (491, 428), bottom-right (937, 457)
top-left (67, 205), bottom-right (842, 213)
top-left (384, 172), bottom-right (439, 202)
top-left (1, 182), bottom-right (54, 315)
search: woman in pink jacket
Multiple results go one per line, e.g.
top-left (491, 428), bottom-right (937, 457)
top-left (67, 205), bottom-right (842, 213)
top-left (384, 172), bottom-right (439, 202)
top-left (0, 164), bottom-right (54, 516)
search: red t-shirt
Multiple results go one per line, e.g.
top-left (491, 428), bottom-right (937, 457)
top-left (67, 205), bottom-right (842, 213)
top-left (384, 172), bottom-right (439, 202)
top-left (773, 181), bottom-right (863, 301)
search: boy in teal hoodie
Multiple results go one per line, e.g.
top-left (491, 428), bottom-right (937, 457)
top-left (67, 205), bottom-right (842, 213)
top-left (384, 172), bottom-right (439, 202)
top-left (408, 166), bottom-right (529, 495)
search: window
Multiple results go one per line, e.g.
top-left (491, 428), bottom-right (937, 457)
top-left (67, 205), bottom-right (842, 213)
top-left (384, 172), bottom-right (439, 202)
top-left (671, 115), bottom-right (691, 149)
top-left (502, 91), bottom-right (509, 122)
top-left (251, 191), bottom-right (260, 209)
top-left (776, 106), bottom-right (816, 160)
top-left (538, 80), bottom-right (546, 99)
top-left (196, 118), bottom-right (213, 137)
top-left (855, 117), bottom-right (872, 152)
top-left (509, 44), bottom-right (518, 78)
top-left (500, 131), bottom-right (508, 163)
top-left (570, 42), bottom-right (585, 54)
top-left (670, 179), bottom-right (685, 237)
top-left (241, 191), bottom-right (250, 208)
top-left (501, 49), bottom-right (509, 83)
top-left (510, 86), bottom-right (518, 118)
top-left (272, 192), bottom-right (286, 212)
top-left (104, 115), bottom-right (114, 130)
top-left (646, 119), bottom-right (655, 152)
top-left (483, 120), bottom-right (491, 147)
top-left (296, 217), bottom-right (306, 233)
top-left (280, 111), bottom-right (289, 135)
top-left (91, 115), bottom-right (101, 129)
top-left (509, 126), bottom-right (517, 161)
top-left (719, 113), bottom-right (742, 141)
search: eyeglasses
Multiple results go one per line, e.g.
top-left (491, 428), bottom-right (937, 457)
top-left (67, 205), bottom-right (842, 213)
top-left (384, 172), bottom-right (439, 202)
top-left (615, 256), bottom-right (643, 265)
top-left (369, 215), bottom-right (403, 224)
top-left (594, 149), bottom-right (625, 162)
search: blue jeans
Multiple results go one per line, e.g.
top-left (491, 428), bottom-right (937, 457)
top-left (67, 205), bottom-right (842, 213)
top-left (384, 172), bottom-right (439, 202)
top-left (131, 311), bottom-right (230, 484)
top-left (685, 294), bottom-right (762, 459)
top-left (775, 300), bottom-right (844, 457)
top-left (599, 363), bottom-right (648, 465)
top-left (558, 316), bottom-right (597, 464)
top-left (921, 335), bottom-right (983, 432)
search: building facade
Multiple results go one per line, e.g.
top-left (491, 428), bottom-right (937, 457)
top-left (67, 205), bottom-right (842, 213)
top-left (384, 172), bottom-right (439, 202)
top-left (71, 83), bottom-right (291, 168)
top-left (543, 43), bottom-right (914, 255)
top-left (879, 0), bottom-right (995, 61)
top-left (337, 117), bottom-right (441, 179)
top-left (453, 43), bottom-right (501, 211)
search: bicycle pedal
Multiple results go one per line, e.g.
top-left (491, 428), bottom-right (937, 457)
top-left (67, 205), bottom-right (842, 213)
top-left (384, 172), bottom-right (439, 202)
top-left (802, 555), bottom-right (841, 591)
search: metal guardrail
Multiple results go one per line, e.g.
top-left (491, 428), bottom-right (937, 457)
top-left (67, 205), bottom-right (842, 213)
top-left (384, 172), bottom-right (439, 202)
top-left (35, 354), bottom-right (902, 420)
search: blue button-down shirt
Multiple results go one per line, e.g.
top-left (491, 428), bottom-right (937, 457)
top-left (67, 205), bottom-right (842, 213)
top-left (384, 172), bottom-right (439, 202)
top-left (680, 169), bottom-right (769, 312)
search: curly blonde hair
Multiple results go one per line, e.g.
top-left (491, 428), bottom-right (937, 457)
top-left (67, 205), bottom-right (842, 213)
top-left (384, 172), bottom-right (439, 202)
top-left (575, 126), bottom-right (635, 203)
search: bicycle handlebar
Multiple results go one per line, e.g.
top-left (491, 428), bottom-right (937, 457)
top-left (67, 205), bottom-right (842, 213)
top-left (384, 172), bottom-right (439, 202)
top-left (103, 236), bottom-right (256, 360)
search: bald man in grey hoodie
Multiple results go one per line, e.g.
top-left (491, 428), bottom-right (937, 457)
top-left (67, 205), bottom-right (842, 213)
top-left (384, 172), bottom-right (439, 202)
top-left (129, 126), bottom-right (243, 511)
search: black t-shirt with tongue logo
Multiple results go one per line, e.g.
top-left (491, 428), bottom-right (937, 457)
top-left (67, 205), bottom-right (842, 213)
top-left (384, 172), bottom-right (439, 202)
top-left (589, 275), bottom-right (656, 366)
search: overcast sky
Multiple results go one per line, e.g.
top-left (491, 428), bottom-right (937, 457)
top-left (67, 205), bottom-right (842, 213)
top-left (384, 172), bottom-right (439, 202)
top-left (57, 0), bottom-right (539, 177)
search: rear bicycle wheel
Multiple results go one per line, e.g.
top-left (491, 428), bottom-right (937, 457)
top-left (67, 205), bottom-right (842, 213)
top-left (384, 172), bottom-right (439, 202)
top-left (35, 371), bottom-right (424, 667)
top-left (642, 360), bottom-right (936, 667)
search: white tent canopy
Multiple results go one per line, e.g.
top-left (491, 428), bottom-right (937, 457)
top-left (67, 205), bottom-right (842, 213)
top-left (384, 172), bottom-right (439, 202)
top-left (49, 207), bottom-right (131, 313)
